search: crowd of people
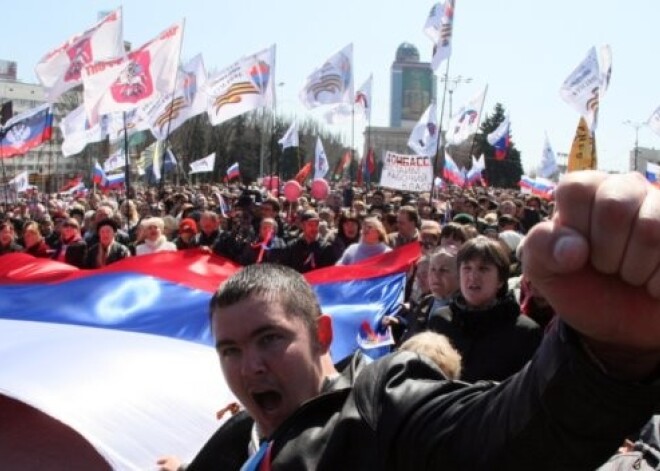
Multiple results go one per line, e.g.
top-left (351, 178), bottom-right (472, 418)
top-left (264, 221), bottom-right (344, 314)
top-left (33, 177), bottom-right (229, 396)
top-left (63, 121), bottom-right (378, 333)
top-left (0, 179), bottom-right (545, 273)
top-left (1, 173), bottom-right (658, 470)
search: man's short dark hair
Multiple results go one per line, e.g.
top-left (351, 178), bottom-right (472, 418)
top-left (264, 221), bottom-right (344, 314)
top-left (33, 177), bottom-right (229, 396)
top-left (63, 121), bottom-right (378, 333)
top-left (398, 205), bottom-right (420, 228)
top-left (262, 196), bottom-right (281, 213)
top-left (209, 264), bottom-right (322, 340)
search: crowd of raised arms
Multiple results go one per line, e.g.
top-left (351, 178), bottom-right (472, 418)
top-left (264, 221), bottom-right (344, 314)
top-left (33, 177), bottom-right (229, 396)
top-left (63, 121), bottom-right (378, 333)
top-left (2, 175), bottom-right (659, 470)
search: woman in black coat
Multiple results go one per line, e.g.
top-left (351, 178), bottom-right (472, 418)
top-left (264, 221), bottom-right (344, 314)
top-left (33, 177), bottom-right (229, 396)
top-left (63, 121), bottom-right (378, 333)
top-left (427, 236), bottom-right (542, 382)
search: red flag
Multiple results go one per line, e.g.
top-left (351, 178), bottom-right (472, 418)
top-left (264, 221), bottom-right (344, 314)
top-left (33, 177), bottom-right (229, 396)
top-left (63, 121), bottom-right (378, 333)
top-left (366, 147), bottom-right (376, 174)
top-left (332, 150), bottom-right (352, 181)
top-left (337, 150), bottom-right (351, 174)
top-left (59, 175), bottom-right (83, 192)
top-left (356, 156), bottom-right (364, 186)
top-left (294, 162), bottom-right (313, 185)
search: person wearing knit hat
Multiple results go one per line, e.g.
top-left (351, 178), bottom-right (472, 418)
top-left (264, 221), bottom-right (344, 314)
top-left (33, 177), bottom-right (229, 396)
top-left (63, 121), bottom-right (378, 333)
top-left (452, 213), bottom-right (475, 226)
top-left (135, 217), bottom-right (178, 256)
top-left (179, 218), bottom-right (198, 234)
top-left (499, 229), bottom-right (525, 277)
top-left (85, 218), bottom-right (131, 268)
top-left (498, 230), bottom-right (524, 255)
top-left (174, 218), bottom-right (200, 251)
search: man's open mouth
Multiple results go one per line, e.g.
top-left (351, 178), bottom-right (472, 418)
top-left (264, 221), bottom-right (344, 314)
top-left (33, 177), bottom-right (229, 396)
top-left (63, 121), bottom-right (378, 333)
top-left (252, 390), bottom-right (282, 413)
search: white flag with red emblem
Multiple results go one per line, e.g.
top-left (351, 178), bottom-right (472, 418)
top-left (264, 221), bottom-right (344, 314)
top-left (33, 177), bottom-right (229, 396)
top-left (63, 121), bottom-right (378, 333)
top-left (206, 44), bottom-right (276, 126)
top-left (82, 21), bottom-right (184, 120)
top-left (36, 8), bottom-right (124, 103)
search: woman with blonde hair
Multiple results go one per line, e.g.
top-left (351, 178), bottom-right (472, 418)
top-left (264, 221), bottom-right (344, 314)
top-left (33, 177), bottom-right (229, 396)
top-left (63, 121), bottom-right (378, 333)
top-left (399, 332), bottom-right (462, 380)
top-left (22, 221), bottom-right (52, 258)
top-left (392, 247), bottom-right (460, 344)
top-left (335, 216), bottom-right (391, 265)
top-left (134, 217), bottom-right (177, 256)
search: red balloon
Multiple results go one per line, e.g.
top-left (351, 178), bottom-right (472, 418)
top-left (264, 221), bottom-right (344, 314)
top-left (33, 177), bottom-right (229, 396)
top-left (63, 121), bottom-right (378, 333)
top-left (310, 178), bottom-right (329, 200)
top-left (283, 180), bottom-right (302, 202)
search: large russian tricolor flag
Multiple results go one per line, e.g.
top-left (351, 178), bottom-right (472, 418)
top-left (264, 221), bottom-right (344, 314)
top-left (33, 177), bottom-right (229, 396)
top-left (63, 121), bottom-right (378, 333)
top-left (0, 245), bottom-right (418, 469)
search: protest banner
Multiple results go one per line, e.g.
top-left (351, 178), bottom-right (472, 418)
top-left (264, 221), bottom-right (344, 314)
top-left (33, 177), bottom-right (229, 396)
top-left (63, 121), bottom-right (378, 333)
top-left (379, 150), bottom-right (433, 192)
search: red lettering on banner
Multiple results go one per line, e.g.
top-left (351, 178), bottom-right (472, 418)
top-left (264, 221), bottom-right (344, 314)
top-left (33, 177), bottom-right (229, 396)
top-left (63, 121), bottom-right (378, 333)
top-left (160, 25), bottom-right (179, 40)
top-left (84, 58), bottom-right (124, 76)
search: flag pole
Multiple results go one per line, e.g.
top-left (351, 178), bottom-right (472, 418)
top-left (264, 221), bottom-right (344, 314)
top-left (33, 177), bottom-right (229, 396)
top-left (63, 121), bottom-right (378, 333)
top-left (0, 102), bottom-right (10, 205)
top-left (366, 96), bottom-right (372, 187)
top-left (269, 111), bottom-right (276, 190)
top-left (157, 18), bottom-right (185, 191)
top-left (122, 111), bottom-right (131, 219)
top-left (159, 71), bottom-right (182, 191)
top-left (429, 59), bottom-right (452, 202)
top-left (51, 137), bottom-right (58, 194)
top-left (46, 137), bottom-right (53, 194)
top-left (297, 143), bottom-right (301, 174)
top-left (0, 135), bottom-right (9, 205)
top-left (351, 101), bottom-right (355, 186)
top-left (273, 87), bottom-right (281, 193)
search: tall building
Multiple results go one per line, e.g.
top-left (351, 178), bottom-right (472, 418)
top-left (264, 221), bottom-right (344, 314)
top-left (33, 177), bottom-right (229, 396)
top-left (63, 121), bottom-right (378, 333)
top-left (389, 43), bottom-right (436, 129)
top-left (363, 43), bottom-right (437, 181)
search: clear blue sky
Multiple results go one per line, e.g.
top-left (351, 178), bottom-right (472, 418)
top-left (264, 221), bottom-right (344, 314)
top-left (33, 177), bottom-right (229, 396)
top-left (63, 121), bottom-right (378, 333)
top-left (1, 0), bottom-right (658, 174)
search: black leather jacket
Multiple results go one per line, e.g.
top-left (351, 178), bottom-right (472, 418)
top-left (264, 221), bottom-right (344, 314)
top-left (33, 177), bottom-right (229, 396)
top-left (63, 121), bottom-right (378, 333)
top-left (189, 325), bottom-right (659, 470)
top-left (186, 353), bottom-right (370, 471)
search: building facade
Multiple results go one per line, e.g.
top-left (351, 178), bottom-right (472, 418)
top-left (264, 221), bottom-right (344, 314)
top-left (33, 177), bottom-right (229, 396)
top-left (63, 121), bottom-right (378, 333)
top-left (1, 71), bottom-right (82, 192)
top-left (631, 146), bottom-right (660, 174)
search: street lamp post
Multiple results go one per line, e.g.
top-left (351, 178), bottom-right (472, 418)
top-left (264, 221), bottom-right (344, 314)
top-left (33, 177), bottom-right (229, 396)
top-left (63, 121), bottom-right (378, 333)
top-left (623, 120), bottom-right (644, 172)
top-left (260, 81), bottom-right (285, 179)
top-left (440, 75), bottom-right (472, 121)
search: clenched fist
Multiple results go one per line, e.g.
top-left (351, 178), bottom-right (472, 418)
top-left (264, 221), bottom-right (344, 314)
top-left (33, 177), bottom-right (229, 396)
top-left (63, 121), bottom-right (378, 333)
top-left (523, 171), bottom-right (660, 379)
